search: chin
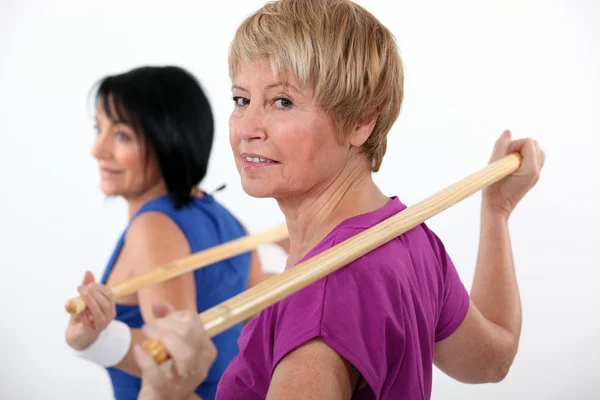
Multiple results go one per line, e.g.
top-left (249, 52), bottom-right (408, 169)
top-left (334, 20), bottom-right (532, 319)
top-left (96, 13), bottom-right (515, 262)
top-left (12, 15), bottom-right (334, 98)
top-left (241, 184), bottom-right (273, 198)
top-left (99, 182), bottom-right (122, 197)
top-left (240, 178), bottom-right (280, 199)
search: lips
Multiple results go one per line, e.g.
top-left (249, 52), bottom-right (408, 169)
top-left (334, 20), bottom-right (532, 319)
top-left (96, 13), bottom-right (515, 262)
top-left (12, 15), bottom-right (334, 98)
top-left (99, 167), bottom-right (123, 177)
top-left (244, 156), bottom-right (275, 163)
top-left (240, 153), bottom-right (278, 170)
top-left (241, 152), bottom-right (278, 163)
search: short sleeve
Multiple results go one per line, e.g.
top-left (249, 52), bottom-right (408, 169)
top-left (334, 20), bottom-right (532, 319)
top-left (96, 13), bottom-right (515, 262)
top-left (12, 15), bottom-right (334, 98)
top-left (430, 232), bottom-right (470, 342)
top-left (271, 230), bottom-right (406, 398)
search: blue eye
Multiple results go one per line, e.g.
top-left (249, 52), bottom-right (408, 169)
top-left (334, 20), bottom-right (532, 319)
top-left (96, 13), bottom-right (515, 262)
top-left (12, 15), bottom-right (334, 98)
top-left (232, 96), bottom-right (250, 107)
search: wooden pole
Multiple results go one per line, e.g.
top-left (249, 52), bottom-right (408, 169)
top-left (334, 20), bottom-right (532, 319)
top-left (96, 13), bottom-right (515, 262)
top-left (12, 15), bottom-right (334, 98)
top-left (142, 153), bottom-right (522, 363)
top-left (64, 223), bottom-right (289, 314)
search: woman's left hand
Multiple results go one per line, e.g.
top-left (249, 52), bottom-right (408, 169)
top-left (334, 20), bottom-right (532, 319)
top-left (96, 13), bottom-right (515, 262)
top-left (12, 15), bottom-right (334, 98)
top-left (483, 130), bottom-right (545, 218)
top-left (65, 271), bottom-right (116, 350)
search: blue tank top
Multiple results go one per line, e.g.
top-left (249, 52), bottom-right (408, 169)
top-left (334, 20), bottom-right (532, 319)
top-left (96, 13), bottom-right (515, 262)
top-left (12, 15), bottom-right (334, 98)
top-left (100, 193), bottom-right (251, 400)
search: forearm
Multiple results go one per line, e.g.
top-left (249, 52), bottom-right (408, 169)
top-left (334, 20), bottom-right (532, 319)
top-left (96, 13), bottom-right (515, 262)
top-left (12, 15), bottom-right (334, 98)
top-left (470, 205), bottom-right (522, 341)
top-left (115, 328), bottom-right (148, 377)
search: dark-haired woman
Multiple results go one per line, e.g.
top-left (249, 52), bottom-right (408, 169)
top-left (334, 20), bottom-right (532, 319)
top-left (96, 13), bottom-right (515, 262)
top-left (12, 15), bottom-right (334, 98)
top-left (64, 65), bottom-right (274, 400)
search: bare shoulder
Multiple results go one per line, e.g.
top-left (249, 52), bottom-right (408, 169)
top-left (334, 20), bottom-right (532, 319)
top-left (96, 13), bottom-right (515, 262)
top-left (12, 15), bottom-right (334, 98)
top-left (128, 211), bottom-right (187, 243)
top-left (122, 212), bottom-right (190, 270)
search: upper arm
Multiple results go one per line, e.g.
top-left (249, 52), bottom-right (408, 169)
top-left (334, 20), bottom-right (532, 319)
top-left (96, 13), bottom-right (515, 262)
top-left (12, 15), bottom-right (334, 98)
top-left (247, 249), bottom-right (263, 288)
top-left (267, 338), bottom-right (360, 400)
top-left (248, 249), bottom-right (275, 287)
top-left (427, 227), bottom-right (516, 383)
top-left (121, 212), bottom-right (197, 322)
top-left (433, 298), bottom-right (518, 383)
top-left (238, 222), bottom-right (275, 288)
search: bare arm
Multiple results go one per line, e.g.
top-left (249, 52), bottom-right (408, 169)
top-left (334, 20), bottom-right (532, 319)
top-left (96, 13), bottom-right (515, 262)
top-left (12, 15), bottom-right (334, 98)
top-left (243, 222), bottom-right (285, 289)
top-left (434, 209), bottom-right (519, 383)
top-left (248, 249), bottom-right (277, 288)
top-left (434, 132), bottom-right (544, 383)
top-left (266, 338), bottom-right (361, 400)
top-left (114, 212), bottom-right (198, 377)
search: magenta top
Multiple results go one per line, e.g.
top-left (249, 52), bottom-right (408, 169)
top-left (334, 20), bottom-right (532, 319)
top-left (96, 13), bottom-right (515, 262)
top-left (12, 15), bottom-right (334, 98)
top-left (216, 197), bottom-right (469, 399)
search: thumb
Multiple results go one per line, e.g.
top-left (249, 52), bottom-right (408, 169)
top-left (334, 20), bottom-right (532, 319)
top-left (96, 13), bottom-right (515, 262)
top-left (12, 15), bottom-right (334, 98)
top-left (152, 301), bottom-right (176, 319)
top-left (489, 130), bottom-right (512, 162)
top-left (82, 270), bottom-right (95, 285)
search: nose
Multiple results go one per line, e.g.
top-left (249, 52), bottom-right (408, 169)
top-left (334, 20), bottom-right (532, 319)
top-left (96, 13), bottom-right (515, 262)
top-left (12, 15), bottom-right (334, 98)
top-left (90, 130), bottom-right (111, 160)
top-left (235, 104), bottom-right (267, 142)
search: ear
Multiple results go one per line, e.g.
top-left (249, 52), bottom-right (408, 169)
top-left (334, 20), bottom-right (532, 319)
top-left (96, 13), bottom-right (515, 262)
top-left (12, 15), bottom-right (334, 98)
top-left (349, 114), bottom-right (378, 147)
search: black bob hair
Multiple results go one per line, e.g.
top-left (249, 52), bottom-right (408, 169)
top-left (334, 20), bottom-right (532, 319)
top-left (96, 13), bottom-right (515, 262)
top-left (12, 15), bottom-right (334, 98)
top-left (92, 65), bottom-right (214, 207)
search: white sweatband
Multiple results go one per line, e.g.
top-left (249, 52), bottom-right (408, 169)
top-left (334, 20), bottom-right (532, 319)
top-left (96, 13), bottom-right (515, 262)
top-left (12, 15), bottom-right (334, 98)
top-left (73, 320), bottom-right (132, 367)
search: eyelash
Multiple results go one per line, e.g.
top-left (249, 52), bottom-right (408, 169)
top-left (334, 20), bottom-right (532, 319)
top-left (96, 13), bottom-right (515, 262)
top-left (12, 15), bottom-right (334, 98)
top-left (93, 126), bottom-right (131, 142)
top-left (232, 96), bottom-right (250, 107)
top-left (232, 96), bottom-right (294, 110)
top-left (116, 131), bottom-right (130, 142)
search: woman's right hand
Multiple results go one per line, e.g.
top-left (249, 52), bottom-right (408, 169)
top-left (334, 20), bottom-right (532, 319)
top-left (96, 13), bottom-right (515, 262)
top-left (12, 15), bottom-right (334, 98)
top-left (134, 301), bottom-right (217, 400)
top-left (65, 271), bottom-right (116, 351)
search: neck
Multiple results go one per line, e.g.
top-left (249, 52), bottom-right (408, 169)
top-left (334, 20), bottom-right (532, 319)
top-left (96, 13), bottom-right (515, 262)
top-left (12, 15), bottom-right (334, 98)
top-left (126, 181), bottom-right (168, 219)
top-left (277, 161), bottom-right (389, 268)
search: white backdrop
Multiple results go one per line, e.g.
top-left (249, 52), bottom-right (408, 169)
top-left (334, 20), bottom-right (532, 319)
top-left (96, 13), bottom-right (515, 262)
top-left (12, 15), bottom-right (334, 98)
top-left (1, 0), bottom-right (598, 399)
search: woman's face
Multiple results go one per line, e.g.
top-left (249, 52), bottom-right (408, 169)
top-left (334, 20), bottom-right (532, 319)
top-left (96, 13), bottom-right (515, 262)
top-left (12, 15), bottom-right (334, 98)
top-left (229, 60), bottom-right (356, 200)
top-left (91, 101), bottom-right (162, 199)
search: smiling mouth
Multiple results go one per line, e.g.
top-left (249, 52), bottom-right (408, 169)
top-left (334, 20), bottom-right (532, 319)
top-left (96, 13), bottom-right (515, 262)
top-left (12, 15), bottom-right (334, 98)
top-left (100, 168), bottom-right (122, 176)
top-left (241, 155), bottom-right (279, 170)
top-left (243, 156), bottom-right (276, 163)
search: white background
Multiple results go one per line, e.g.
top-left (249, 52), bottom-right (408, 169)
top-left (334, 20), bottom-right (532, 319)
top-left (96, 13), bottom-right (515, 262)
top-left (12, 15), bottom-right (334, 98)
top-left (1, 0), bottom-right (598, 398)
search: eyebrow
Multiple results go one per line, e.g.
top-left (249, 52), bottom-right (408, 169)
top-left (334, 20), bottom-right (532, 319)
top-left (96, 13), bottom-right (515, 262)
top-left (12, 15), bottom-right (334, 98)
top-left (231, 81), bottom-right (301, 94)
top-left (95, 116), bottom-right (129, 127)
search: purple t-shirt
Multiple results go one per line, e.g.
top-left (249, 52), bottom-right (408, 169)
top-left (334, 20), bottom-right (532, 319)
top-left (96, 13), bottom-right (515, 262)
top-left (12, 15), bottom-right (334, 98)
top-left (216, 197), bottom-right (469, 399)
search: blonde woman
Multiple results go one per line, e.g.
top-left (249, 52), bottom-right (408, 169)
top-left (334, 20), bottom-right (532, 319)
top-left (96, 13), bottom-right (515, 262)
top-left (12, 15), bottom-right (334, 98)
top-left (130, 1), bottom-right (544, 398)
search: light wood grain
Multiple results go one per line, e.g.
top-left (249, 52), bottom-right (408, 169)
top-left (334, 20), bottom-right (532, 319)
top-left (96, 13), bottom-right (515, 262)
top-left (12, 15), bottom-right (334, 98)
top-left (64, 223), bottom-right (289, 314)
top-left (142, 153), bottom-right (522, 363)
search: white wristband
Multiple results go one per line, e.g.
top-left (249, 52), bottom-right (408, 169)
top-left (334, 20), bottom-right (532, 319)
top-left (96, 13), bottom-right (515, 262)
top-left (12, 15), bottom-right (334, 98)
top-left (73, 320), bottom-right (132, 367)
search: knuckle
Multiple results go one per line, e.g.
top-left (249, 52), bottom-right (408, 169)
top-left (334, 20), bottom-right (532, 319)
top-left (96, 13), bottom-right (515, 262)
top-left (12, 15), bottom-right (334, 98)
top-left (181, 321), bottom-right (194, 338)
top-left (204, 342), bottom-right (217, 363)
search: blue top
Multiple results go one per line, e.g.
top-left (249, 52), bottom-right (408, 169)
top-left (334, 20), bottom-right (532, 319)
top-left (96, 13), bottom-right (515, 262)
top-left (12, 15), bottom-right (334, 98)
top-left (100, 193), bottom-right (251, 400)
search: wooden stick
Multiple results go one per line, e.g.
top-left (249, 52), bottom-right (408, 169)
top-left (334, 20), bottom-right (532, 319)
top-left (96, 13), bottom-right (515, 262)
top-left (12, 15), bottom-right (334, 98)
top-left (142, 153), bottom-right (522, 364)
top-left (64, 223), bottom-right (289, 315)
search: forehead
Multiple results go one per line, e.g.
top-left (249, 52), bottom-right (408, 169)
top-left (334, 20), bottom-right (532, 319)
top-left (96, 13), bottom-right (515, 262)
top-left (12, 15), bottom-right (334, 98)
top-left (94, 94), bottom-right (132, 126)
top-left (231, 62), bottom-right (317, 105)
top-left (232, 60), bottom-right (303, 89)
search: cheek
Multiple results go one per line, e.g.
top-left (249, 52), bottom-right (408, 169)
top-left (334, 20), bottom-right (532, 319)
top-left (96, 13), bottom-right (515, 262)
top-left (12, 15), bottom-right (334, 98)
top-left (117, 146), bottom-right (145, 178)
top-left (229, 118), bottom-right (239, 148)
top-left (229, 118), bottom-right (242, 168)
top-left (287, 121), bottom-right (337, 167)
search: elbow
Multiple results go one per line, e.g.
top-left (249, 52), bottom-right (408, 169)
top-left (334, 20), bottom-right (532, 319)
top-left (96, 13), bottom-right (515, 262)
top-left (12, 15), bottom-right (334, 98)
top-left (488, 336), bottom-right (519, 383)
top-left (488, 359), bottom-right (512, 383)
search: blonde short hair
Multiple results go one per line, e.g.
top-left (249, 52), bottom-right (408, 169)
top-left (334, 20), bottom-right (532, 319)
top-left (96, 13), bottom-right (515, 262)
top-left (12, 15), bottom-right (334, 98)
top-left (229, 0), bottom-right (404, 171)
